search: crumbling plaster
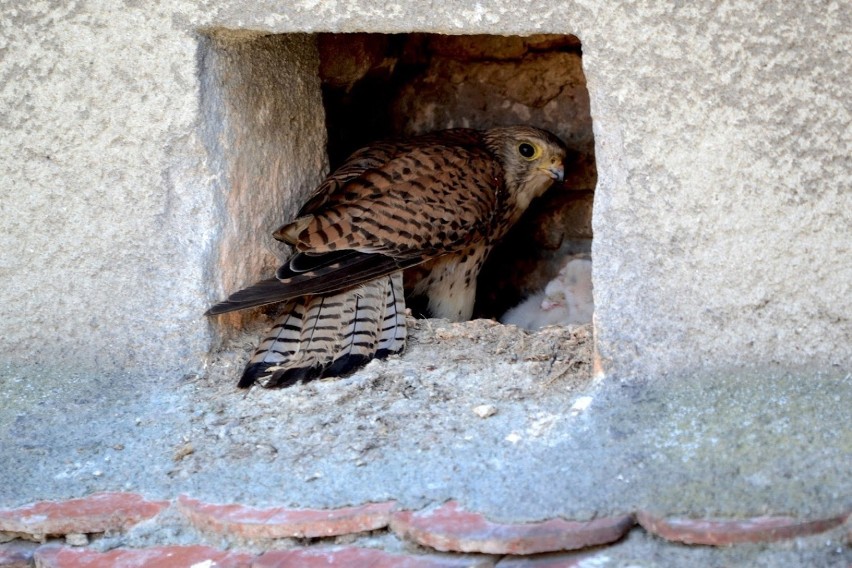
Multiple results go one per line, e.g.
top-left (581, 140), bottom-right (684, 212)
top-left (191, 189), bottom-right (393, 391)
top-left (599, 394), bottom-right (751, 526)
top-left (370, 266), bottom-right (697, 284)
top-left (1, 1), bottom-right (849, 380)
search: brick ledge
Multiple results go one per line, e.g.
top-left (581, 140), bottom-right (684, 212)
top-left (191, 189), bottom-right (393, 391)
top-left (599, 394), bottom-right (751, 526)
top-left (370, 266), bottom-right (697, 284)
top-left (1, 493), bottom-right (849, 566)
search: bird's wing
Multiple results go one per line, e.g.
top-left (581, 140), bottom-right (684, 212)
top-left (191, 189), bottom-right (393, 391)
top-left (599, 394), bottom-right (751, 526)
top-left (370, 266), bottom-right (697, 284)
top-left (289, 141), bottom-right (503, 258)
top-left (281, 129), bottom-right (487, 222)
top-left (205, 251), bottom-right (419, 315)
top-left (207, 132), bottom-right (503, 315)
top-left (293, 139), bottom-right (411, 217)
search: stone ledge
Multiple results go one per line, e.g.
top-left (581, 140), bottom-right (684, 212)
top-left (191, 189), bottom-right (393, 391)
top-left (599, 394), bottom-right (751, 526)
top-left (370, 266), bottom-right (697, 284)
top-left (390, 501), bottom-right (635, 555)
top-left (0, 493), bottom-right (168, 541)
top-left (636, 511), bottom-right (852, 545)
top-left (177, 495), bottom-right (396, 539)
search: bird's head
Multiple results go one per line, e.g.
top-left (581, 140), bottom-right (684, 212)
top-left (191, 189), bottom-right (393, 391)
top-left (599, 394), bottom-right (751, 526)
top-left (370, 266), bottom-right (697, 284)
top-left (484, 126), bottom-right (568, 215)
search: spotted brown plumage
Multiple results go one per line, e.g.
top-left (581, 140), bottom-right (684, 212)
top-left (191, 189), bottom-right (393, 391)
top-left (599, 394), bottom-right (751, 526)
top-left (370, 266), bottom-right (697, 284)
top-left (207, 126), bottom-right (568, 388)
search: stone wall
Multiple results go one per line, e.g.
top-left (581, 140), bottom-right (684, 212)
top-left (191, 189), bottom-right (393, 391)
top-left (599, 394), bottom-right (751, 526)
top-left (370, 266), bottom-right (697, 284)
top-left (1, 1), bottom-right (849, 380)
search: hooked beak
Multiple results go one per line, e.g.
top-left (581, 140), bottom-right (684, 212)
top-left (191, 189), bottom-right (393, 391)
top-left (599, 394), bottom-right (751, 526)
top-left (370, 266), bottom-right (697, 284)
top-left (540, 163), bottom-right (564, 183)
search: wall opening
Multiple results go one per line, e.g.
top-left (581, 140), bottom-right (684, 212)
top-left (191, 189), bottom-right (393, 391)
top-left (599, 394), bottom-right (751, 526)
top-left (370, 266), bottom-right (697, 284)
top-left (202, 31), bottom-right (595, 340)
top-left (317, 33), bottom-right (596, 328)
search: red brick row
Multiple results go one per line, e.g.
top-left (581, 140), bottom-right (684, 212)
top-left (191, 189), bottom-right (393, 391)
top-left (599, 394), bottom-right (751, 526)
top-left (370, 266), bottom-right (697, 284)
top-left (176, 495), bottom-right (396, 539)
top-left (0, 493), bottom-right (167, 538)
top-left (0, 492), bottom-right (848, 559)
top-left (34, 544), bottom-right (254, 568)
top-left (254, 547), bottom-right (492, 567)
top-left (390, 501), bottom-right (634, 555)
top-left (27, 544), bottom-right (492, 568)
top-left (636, 511), bottom-right (851, 545)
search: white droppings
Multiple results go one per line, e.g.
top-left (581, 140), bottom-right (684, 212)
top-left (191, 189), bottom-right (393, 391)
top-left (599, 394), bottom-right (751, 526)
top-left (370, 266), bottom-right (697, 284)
top-left (570, 396), bottom-right (594, 415)
top-left (472, 404), bottom-right (497, 418)
top-left (505, 432), bottom-right (522, 444)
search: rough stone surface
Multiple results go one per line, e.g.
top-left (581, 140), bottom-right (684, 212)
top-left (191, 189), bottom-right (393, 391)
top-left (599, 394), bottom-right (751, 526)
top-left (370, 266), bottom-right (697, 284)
top-left (427, 34), bottom-right (581, 61)
top-left (637, 511), bottom-right (851, 546)
top-left (0, 493), bottom-right (168, 540)
top-left (200, 32), bottom-right (328, 335)
top-left (177, 495), bottom-right (396, 538)
top-left (173, 319), bottom-right (595, 517)
top-left (0, 9), bottom-right (328, 378)
top-left (2, 1), bottom-right (847, 382)
top-left (390, 501), bottom-right (634, 554)
top-left (0, 3), bottom-right (850, 566)
top-left (1, 327), bottom-right (849, 530)
top-left (583, 4), bottom-right (851, 379)
top-left (0, 2), bottom-right (215, 378)
top-left (392, 51), bottom-right (593, 163)
top-left (317, 33), bottom-right (391, 89)
top-left (0, 320), bottom-right (596, 516)
top-left (34, 544), bottom-right (255, 568)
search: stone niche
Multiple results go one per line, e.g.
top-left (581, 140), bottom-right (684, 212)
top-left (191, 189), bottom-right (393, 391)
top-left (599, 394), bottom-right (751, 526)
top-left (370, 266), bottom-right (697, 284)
top-left (317, 33), bottom-right (596, 320)
top-left (203, 32), bottom-right (596, 332)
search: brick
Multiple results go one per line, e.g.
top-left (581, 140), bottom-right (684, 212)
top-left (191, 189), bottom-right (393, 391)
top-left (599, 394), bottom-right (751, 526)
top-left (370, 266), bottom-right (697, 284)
top-left (0, 493), bottom-right (168, 538)
top-left (0, 541), bottom-right (38, 568)
top-left (390, 502), bottom-right (635, 555)
top-left (177, 496), bottom-right (396, 539)
top-left (34, 544), bottom-right (255, 568)
top-left (254, 546), bottom-right (494, 567)
top-left (636, 511), bottom-right (852, 545)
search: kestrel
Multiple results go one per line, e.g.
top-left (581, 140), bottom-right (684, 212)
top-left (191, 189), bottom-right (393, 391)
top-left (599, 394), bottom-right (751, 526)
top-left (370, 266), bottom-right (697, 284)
top-left (207, 126), bottom-right (567, 388)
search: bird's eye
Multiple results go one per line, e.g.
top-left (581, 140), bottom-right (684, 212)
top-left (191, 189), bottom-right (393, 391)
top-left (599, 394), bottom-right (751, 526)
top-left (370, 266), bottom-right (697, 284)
top-left (518, 142), bottom-right (539, 159)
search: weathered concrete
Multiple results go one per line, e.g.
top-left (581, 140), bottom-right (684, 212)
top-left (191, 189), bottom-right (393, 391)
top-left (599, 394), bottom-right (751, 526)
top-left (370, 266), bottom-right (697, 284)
top-left (583, 4), bottom-right (852, 379)
top-left (2, 5), bottom-right (850, 565)
top-left (1, 3), bottom-right (216, 377)
top-left (0, 320), bottom-right (849, 535)
top-left (199, 31), bottom-right (328, 333)
top-left (2, 1), bottom-right (848, 380)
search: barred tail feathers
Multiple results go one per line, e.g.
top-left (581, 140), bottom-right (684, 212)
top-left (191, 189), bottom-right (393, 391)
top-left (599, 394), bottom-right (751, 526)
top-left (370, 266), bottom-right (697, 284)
top-left (237, 300), bottom-right (308, 388)
top-left (238, 273), bottom-right (407, 388)
top-left (376, 272), bottom-right (407, 359)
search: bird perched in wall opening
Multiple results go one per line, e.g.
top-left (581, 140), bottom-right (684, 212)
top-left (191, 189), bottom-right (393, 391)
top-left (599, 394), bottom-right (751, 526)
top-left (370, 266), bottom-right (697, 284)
top-left (207, 126), bottom-right (567, 388)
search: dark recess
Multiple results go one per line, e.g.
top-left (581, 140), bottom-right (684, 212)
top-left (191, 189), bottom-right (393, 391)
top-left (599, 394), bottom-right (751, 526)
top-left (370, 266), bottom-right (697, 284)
top-left (318, 33), bottom-right (595, 320)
